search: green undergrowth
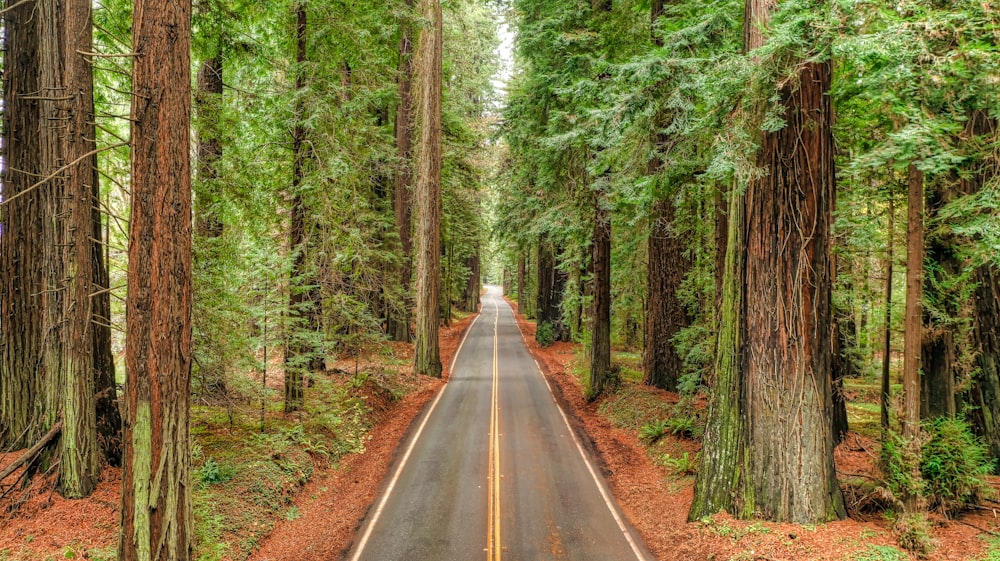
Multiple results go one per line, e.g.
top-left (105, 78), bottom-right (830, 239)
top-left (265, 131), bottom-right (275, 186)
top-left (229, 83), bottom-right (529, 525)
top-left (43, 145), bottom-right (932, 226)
top-left (190, 369), bottom-right (409, 561)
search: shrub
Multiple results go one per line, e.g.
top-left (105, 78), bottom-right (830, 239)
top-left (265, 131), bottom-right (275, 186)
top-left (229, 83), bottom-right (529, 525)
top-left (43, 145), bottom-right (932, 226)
top-left (921, 417), bottom-right (994, 515)
top-left (881, 418), bottom-right (994, 517)
top-left (891, 512), bottom-right (934, 557)
top-left (536, 322), bottom-right (556, 347)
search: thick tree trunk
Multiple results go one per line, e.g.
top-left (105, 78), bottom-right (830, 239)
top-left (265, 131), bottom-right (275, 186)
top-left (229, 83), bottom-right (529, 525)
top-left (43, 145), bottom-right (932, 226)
top-left (690, 181), bottom-right (747, 520)
top-left (285, 5), bottom-right (310, 411)
top-left (591, 199), bottom-right (612, 398)
top-left (119, 0), bottom-right (193, 557)
top-left (1, 0), bottom-right (45, 451)
top-left (643, 198), bottom-right (690, 392)
top-left (742, 59), bottom-right (844, 523)
top-left (902, 163), bottom-right (924, 440)
top-left (693, 2), bottom-right (844, 522)
top-left (389, 0), bottom-right (416, 342)
top-left (195, 56), bottom-right (224, 237)
top-left (412, 0), bottom-right (443, 377)
top-left (53, 0), bottom-right (104, 497)
top-left (958, 112), bottom-right (1000, 466)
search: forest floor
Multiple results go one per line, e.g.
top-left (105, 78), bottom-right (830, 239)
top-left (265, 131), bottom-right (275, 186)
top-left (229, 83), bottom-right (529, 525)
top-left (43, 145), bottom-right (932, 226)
top-left (506, 298), bottom-right (1000, 561)
top-left (0, 312), bottom-right (477, 561)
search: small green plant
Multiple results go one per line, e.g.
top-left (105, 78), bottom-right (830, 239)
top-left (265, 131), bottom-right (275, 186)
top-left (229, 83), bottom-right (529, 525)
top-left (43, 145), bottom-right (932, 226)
top-left (853, 544), bottom-right (908, 561)
top-left (284, 506), bottom-right (302, 521)
top-left (659, 451), bottom-right (699, 475)
top-left (536, 322), bottom-right (556, 347)
top-left (196, 458), bottom-right (236, 486)
top-left (667, 415), bottom-right (697, 438)
top-left (639, 419), bottom-right (670, 443)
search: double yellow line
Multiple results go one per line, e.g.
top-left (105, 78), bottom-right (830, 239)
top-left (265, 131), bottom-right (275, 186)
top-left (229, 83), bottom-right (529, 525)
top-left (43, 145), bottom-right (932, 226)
top-left (487, 305), bottom-right (502, 561)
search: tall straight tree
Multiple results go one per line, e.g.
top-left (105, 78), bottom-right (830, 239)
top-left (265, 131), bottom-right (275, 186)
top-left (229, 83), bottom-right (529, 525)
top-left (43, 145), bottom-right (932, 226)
top-left (413, 0), bottom-right (443, 377)
top-left (119, 0), bottom-right (194, 557)
top-left (390, 0), bottom-right (416, 342)
top-left (285, 4), bottom-right (309, 411)
top-left (643, 0), bottom-right (691, 392)
top-left (0, 0), bottom-right (45, 451)
top-left (692, 0), bottom-right (845, 523)
top-left (590, 194), bottom-right (613, 397)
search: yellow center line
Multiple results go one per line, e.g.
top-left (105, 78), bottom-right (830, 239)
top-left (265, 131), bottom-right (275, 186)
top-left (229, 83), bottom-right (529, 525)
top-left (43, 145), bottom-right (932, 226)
top-left (487, 304), bottom-right (502, 561)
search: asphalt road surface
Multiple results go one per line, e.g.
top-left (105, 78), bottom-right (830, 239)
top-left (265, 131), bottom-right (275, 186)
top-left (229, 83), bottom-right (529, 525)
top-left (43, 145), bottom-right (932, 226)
top-left (346, 286), bottom-right (652, 561)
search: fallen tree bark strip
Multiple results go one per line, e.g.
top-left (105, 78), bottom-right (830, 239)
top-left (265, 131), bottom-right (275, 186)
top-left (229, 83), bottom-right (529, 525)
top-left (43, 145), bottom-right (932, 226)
top-left (0, 422), bottom-right (62, 483)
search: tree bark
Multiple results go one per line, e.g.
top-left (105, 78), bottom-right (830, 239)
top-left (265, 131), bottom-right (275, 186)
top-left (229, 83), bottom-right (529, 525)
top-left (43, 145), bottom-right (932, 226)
top-left (902, 163), bottom-right (924, 440)
top-left (1, 0), bottom-right (46, 451)
top-left (517, 254), bottom-right (526, 311)
top-left (643, 198), bottom-right (690, 392)
top-left (591, 198), bottom-right (612, 398)
top-left (119, 0), bottom-right (193, 557)
top-left (536, 240), bottom-right (567, 342)
top-left (389, 0), bottom-right (416, 342)
top-left (413, 0), bottom-right (443, 377)
top-left (742, 58), bottom-right (844, 523)
top-left (692, 1), bottom-right (845, 522)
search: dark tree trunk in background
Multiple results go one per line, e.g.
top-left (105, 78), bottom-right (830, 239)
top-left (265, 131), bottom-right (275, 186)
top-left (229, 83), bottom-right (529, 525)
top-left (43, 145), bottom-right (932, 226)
top-left (920, 182), bottom-right (960, 419)
top-left (517, 255), bottom-right (526, 310)
top-left (462, 252), bottom-right (481, 312)
top-left (195, 55), bottom-right (224, 238)
top-left (389, 0), bottom-right (416, 342)
top-left (644, 0), bottom-right (692, 393)
top-left (590, 198), bottom-right (612, 398)
top-left (536, 240), bottom-right (567, 342)
top-left (692, 1), bottom-right (844, 523)
top-left (958, 112), bottom-right (1000, 466)
top-left (285, 5), bottom-right (310, 412)
top-left (643, 198), bottom-right (690, 392)
top-left (0, 0), bottom-right (45, 451)
top-left (119, 0), bottom-right (193, 556)
top-left (413, 0), bottom-right (443, 377)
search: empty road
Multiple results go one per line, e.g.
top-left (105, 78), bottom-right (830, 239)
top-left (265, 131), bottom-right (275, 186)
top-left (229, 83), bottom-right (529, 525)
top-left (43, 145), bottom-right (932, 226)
top-left (346, 285), bottom-right (651, 561)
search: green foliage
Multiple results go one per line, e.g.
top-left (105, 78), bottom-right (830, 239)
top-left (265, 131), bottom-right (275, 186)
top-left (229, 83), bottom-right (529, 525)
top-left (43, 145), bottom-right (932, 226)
top-left (195, 458), bottom-right (237, 486)
top-left (659, 452), bottom-right (699, 476)
top-left (881, 418), bottom-right (994, 517)
top-left (921, 417), bottom-right (995, 515)
top-left (536, 322), bottom-right (557, 347)
top-left (639, 419), bottom-right (669, 443)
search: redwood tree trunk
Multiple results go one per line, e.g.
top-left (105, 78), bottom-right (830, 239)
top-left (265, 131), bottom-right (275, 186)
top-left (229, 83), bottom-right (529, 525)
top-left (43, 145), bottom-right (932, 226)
top-left (389, 0), bottom-right (416, 342)
top-left (902, 163), bottom-right (924, 440)
top-left (413, 0), bottom-right (443, 377)
top-left (643, 198), bottom-right (690, 392)
top-left (462, 252), bottom-right (481, 312)
top-left (119, 0), bottom-right (193, 557)
top-left (692, 1), bottom-right (845, 523)
top-left (591, 198), bottom-right (612, 398)
top-left (742, 58), bottom-right (844, 523)
top-left (517, 255), bottom-right (526, 310)
top-left (881, 197), bottom-right (895, 432)
top-left (536, 240), bottom-right (567, 342)
top-left (0, 0), bottom-right (45, 450)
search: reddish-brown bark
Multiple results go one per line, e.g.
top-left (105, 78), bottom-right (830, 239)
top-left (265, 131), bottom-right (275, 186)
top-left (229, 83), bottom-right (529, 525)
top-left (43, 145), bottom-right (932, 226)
top-left (119, 0), bottom-right (193, 557)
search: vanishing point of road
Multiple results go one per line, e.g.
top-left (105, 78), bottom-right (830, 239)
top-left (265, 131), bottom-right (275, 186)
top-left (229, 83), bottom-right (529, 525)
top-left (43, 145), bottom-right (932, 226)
top-left (346, 285), bottom-right (652, 561)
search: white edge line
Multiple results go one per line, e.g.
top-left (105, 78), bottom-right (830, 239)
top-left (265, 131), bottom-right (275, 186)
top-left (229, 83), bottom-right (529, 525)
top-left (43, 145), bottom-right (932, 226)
top-left (350, 312), bottom-right (482, 561)
top-left (506, 301), bottom-right (648, 561)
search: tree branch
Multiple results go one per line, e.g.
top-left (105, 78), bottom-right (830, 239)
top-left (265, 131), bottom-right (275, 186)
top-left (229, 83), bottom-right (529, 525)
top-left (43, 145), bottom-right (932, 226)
top-left (0, 422), bottom-right (62, 483)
